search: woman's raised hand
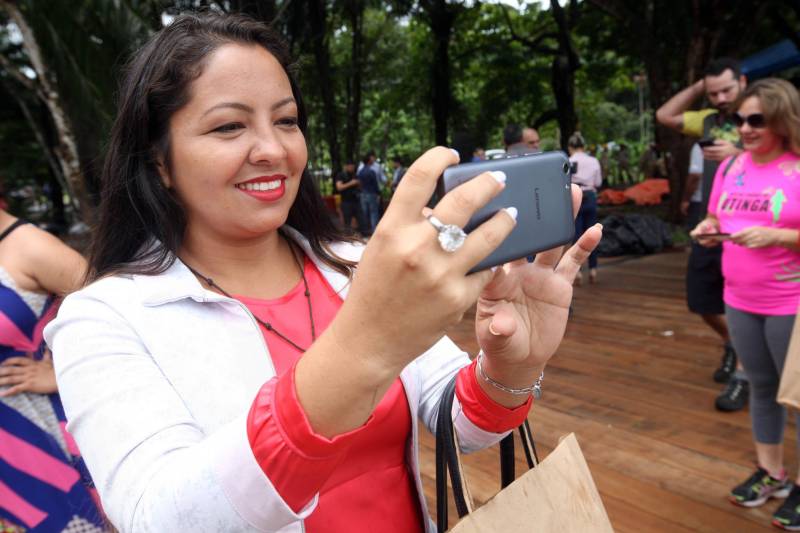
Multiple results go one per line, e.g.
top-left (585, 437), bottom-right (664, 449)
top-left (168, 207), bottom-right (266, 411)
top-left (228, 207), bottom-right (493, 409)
top-left (334, 147), bottom-right (516, 372)
top-left (475, 185), bottom-right (602, 385)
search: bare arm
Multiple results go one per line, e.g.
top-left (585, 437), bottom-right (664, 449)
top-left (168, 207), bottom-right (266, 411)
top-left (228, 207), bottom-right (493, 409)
top-left (683, 173), bottom-right (701, 202)
top-left (23, 228), bottom-right (86, 295)
top-left (656, 80), bottom-right (705, 132)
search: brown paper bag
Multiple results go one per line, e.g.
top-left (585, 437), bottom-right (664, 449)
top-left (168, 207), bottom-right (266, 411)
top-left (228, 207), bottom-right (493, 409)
top-left (436, 375), bottom-right (613, 532)
top-left (777, 311), bottom-right (800, 409)
top-left (450, 433), bottom-right (613, 533)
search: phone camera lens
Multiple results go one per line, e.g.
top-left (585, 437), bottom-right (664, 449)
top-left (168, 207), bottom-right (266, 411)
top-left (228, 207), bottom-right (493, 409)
top-left (562, 162), bottom-right (570, 174)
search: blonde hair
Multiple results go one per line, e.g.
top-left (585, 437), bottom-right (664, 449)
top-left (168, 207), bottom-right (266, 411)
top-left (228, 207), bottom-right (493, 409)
top-left (736, 78), bottom-right (800, 156)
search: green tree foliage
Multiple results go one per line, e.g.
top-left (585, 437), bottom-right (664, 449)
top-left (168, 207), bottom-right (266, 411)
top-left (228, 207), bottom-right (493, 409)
top-left (0, 0), bottom-right (797, 225)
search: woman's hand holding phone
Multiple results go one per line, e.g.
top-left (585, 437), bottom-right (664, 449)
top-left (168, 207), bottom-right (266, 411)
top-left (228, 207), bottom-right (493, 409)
top-left (327, 147), bottom-right (600, 396)
top-left (330, 147), bottom-right (519, 377)
top-left (474, 186), bottom-right (602, 406)
top-left (300, 146), bottom-right (519, 436)
top-left (691, 218), bottom-right (726, 247)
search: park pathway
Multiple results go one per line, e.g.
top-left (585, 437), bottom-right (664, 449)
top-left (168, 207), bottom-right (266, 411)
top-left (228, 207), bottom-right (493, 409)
top-left (423, 249), bottom-right (788, 532)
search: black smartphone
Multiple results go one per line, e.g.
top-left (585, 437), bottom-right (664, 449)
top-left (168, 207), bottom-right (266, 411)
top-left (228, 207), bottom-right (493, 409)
top-left (698, 138), bottom-right (716, 148)
top-left (570, 161), bottom-right (578, 174)
top-left (436, 151), bottom-right (575, 273)
top-left (694, 232), bottom-right (731, 240)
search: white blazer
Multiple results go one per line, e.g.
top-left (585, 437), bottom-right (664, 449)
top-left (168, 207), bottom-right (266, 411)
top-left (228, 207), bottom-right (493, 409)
top-left (44, 228), bottom-right (510, 533)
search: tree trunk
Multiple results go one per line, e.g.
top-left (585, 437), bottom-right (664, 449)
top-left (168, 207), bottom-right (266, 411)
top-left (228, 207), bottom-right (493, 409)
top-left (307, 0), bottom-right (342, 175)
top-left (421, 0), bottom-right (458, 146)
top-left (2, 1), bottom-right (90, 221)
top-left (344, 0), bottom-right (365, 164)
top-left (550, 0), bottom-right (580, 151)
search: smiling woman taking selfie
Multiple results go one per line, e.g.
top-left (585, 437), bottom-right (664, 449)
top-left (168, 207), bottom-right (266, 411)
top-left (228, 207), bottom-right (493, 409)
top-left (691, 78), bottom-right (800, 530)
top-left (44, 13), bottom-right (601, 533)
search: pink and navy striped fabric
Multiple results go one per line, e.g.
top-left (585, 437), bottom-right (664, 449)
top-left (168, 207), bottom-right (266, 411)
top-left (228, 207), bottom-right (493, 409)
top-left (0, 221), bottom-right (104, 532)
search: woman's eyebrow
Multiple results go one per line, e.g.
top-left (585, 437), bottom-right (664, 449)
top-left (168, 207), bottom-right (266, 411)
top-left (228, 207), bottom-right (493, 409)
top-left (202, 102), bottom-right (253, 117)
top-left (201, 97), bottom-right (295, 117)
top-left (272, 97), bottom-right (296, 111)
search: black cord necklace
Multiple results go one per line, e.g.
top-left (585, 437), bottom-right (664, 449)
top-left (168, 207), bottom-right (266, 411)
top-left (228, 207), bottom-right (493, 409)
top-left (184, 240), bottom-right (316, 353)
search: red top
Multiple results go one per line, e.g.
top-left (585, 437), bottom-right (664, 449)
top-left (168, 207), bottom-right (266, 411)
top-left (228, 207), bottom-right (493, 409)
top-left (241, 257), bottom-right (532, 531)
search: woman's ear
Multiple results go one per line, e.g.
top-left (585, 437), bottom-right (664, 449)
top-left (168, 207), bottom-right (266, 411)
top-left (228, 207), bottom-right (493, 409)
top-left (156, 156), bottom-right (171, 189)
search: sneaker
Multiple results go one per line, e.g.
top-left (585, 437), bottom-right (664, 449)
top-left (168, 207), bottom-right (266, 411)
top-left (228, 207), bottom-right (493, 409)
top-left (729, 467), bottom-right (791, 507)
top-left (715, 377), bottom-right (749, 412)
top-left (713, 344), bottom-right (737, 383)
top-left (774, 484), bottom-right (800, 530)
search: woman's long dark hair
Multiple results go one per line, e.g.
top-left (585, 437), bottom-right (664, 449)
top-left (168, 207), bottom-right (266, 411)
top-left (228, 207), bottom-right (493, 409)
top-left (87, 12), bottom-right (356, 282)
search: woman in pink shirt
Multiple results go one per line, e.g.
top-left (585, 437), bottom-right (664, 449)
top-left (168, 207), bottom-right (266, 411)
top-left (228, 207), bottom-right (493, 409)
top-left (692, 78), bottom-right (800, 530)
top-left (44, 13), bottom-right (602, 532)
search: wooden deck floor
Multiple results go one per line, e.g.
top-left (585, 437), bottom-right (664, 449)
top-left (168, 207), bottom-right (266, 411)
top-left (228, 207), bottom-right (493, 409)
top-left (425, 248), bottom-right (795, 532)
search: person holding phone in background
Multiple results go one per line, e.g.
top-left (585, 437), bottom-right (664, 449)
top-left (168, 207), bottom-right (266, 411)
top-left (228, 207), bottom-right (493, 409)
top-left (568, 132), bottom-right (602, 285)
top-left (44, 13), bottom-right (601, 532)
top-left (657, 57), bottom-right (747, 411)
top-left (691, 78), bottom-right (800, 530)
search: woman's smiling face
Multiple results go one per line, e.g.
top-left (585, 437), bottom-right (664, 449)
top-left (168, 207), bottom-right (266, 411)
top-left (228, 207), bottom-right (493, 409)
top-left (160, 43), bottom-right (308, 241)
top-left (737, 96), bottom-right (783, 157)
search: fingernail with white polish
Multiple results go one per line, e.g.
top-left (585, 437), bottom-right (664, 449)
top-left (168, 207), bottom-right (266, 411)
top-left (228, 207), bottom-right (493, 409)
top-left (505, 207), bottom-right (518, 221)
top-left (490, 171), bottom-right (507, 184)
top-left (449, 148), bottom-right (461, 160)
top-left (491, 266), bottom-right (498, 273)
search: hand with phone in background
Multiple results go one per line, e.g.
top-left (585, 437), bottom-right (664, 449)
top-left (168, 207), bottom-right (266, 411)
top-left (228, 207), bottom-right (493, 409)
top-left (690, 216), bottom-right (729, 246)
top-left (698, 137), bottom-right (740, 162)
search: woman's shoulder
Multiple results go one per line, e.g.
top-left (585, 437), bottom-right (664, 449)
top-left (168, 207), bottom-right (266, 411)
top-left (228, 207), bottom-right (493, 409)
top-left (62, 272), bottom-right (138, 308)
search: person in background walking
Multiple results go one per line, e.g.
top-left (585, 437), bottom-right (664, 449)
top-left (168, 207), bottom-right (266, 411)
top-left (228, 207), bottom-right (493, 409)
top-left (390, 155), bottom-right (406, 192)
top-left (334, 161), bottom-right (363, 235)
top-left (691, 78), bottom-right (800, 530)
top-left (357, 152), bottom-right (381, 236)
top-left (568, 132), bottom-right (602, 285)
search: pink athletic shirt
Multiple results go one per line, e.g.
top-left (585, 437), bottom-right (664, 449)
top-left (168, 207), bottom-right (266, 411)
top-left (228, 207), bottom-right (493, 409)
top-left (708, 151), bottom-right (800, 315)
top-left (238, 256), bottom-right (532, 532)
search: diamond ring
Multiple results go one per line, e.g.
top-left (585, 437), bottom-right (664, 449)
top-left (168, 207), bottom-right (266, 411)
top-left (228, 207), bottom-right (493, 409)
top-left (426, 214), bottom-right (467, 252)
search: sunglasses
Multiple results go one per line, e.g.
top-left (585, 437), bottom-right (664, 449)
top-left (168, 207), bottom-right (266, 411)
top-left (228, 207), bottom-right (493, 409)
top-left (732, 112), bottom-right (766, 129)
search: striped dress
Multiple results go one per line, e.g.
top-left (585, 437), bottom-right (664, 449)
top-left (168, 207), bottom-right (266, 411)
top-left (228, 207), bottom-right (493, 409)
top-left (0, 221), bottom-right (104, 533)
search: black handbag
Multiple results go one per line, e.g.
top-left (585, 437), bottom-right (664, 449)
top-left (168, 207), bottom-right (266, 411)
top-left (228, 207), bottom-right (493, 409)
top-left (435, 374), bottom-right (539, 532)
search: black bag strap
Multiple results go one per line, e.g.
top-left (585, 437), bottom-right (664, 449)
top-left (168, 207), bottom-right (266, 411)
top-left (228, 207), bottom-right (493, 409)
top-left (435, 373), bottom-right (538, 532)
top-left (0, 220), bottom-right (27, 243)
top-left (722, 154), bottom-right (739, 178)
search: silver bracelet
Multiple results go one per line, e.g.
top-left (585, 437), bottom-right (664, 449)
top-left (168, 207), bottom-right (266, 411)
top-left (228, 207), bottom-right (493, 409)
top-left (476, 352), bottom-right (544, 399)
